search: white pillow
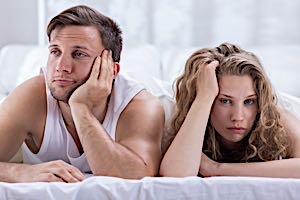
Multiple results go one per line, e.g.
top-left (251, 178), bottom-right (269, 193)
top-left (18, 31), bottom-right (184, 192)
top-left (247, 45), bottom-right (300, 98)
top-left (0, 45), bottom-right (41, 95)
top-left (16, 46), bottom-right (48, 86)
top-left (119, 44), bottom-right (161, 84)
top-left (278, 91), bottom-right (300, 119)
top-left (161, 47), bottom-right (198, 84)
top-left (161, 45), bottom-right (300, 98)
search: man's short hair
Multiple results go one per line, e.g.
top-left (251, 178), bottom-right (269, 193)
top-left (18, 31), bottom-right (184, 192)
top-left (47, 5), bottom-right (123, 62)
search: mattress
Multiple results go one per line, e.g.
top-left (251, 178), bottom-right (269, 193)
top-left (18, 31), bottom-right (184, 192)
top-left (1, 176), bottom-right (299, 200)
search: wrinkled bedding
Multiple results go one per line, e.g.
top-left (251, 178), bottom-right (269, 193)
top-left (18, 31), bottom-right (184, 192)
top-left (1, 176), bottom-right (299, 200)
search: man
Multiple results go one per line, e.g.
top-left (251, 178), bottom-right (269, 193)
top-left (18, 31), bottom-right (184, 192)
top-left (0, 5), bottom-right (164, 182)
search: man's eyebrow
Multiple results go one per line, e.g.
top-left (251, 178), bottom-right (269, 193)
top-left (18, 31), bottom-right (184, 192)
top-left (48, 44), bottom-right (58, 48)
top-left (48, 45), bottom-right (91, 51)
top-left (72, 45), bottom-right (89, 50)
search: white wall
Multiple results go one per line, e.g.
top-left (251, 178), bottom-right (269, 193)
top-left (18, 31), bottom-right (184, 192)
top-left (43, 0), bottom-right (300, 51)
top-left (0, 0), bottom-right (38, 49)
top-left (1, 0), bottom-right (300, 51)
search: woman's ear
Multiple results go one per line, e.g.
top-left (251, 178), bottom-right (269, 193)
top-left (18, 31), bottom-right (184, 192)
top-left (113, 63), bottom-right (120, 79)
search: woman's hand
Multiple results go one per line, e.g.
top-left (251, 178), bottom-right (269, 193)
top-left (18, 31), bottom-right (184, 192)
top-left (199, 153), bottom-right (220, 177)
top-left (195, 60), bottom-right (219, 101)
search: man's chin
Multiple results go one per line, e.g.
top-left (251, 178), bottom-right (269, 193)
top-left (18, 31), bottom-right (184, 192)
top-left (51, 92), bottom-right (71, 103)
top-left (48, 81), bottom-right (82, 103)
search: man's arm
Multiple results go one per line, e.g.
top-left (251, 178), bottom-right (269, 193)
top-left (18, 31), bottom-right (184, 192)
top-left (68, 50), bottom-right (164, 178)
top-left (0, 76), bottom-right (44, 162)
top-left (70, 91), bottom-right (164, 178)
top-left (0, 76), bottom-right (84, 182)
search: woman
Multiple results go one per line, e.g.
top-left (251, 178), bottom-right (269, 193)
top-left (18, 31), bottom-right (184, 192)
top-left (160, 43), bottom-right (300, 178)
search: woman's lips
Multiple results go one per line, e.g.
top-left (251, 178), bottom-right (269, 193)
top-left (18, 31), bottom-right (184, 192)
top-left (227, 127), bottom-right (246, 134)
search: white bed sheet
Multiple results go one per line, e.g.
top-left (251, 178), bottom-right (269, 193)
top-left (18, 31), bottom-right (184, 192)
top-left (1, 176), bottom-right (299, 200)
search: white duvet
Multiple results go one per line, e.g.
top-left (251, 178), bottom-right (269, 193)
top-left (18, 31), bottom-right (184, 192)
top-left (1, 176), bottom-right (300, 200)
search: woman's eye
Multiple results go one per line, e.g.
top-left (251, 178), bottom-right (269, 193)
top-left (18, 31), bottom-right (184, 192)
top-left (244, 99), bottom-right (255, 105)
top-left (220, 98), bottom-right (231, 104)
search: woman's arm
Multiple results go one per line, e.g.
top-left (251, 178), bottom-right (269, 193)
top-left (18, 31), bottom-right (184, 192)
top-left (200, 108), bottom-right (300, 178)
top-left (200, 153), bottom-right (300, 178)
top-left (160, 61), bottom-right (219, 177)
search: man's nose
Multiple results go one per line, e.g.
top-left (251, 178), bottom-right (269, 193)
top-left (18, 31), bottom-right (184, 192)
top-left (56, 54), bottom-right (72, 73)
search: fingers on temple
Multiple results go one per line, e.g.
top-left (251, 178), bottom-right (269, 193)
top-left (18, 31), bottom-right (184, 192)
top-left (91, 56), bottom-right (101, 80)
top-left (99, 50), bottom-right (114, 83)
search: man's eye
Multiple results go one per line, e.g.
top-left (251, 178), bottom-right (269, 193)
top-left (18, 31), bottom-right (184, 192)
top-left (50, 49), bottom-right (60, 56)
top-left (73, 51), bottom-right (87, 58)
top-left (244, 99), bottom-right (255, 105)
top-left (220, 98), bottom-right (231, 104)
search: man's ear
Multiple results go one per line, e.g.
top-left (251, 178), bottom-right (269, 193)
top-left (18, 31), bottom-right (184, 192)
top-left (113, 63), bottom-right (120, 79)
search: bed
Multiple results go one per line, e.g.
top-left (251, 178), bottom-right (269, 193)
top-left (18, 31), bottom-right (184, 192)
top-left (0, 44), bottom-right (300, 199)
top-left (1, 176), bottom-right (300, 199)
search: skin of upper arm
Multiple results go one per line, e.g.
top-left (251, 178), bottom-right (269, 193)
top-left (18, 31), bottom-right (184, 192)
top-left (279, 107), bottom-right (300, 157)
top-left (0, 75), bottom-right (46, 161)
top-left (115, 90), bottom-right (165, 175)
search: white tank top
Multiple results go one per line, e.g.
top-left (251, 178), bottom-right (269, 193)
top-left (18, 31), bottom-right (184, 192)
top-left (21, 72), bottom-right (145, 173)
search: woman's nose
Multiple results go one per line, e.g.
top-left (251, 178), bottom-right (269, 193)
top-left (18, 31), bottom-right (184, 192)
top-left (230, 105), bottom-right (245, 121)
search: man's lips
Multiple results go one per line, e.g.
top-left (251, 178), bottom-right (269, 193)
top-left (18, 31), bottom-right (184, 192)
top-left (53, 79), bottom-right (75, 86)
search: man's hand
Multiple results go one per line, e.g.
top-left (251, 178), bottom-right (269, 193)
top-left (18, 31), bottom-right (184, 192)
top-left (69, 50), bottom-right (114, 110)
top-left (199, 153), bottom-right (220, 177)
top-left (16, 160), bottom-right (85, 183)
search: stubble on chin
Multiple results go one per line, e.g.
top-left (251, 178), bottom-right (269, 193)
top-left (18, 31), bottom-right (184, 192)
top-left (48, 82), bottom-right (81, 103)
top-left (47, 72), bottom-right (90, 103)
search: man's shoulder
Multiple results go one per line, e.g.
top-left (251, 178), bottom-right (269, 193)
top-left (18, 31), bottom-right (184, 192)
top-left (0, 75), bottom-right (47, 136)
top-left (16, 75), bottom-right (46, 98)
top-left (127, 90), bottom-right (164, 116)
top-left (133, 90), bottom-right (161, 103)
top-left (4, 75), bottom-right (47, 113)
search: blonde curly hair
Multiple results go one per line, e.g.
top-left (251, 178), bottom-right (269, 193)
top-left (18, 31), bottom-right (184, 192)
top-left (165, 43), bottom-right (290, 162)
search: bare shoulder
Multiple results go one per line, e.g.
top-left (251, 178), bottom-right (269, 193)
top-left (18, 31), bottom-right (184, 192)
top-left (122, 90), bottom-right (164, 123)
top-left (278, 107), bottom-right (300, 157)
top-left (128, 90), bottom-right (164, 111)
top-left (0, 75), bottom-right (47, 160)
top-left (0, 75), bottom-right (47, 130)
top-left (116, 90), bottom-right (165, 140)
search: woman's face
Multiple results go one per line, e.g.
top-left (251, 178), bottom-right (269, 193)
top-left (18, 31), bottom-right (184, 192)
top-left (210, 75), bottom-right (258, 147)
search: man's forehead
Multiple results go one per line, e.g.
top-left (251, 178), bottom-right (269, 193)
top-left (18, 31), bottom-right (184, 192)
top-left (50, 26), bottom-right (101, 42)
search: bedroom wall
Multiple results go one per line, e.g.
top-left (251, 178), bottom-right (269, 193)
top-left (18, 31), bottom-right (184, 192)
top-left (42, 0), bottom-right (300, 51)
top-left (1, 0), bottom-right (300, 51)
top-left (0, 0), bottom-right (38, 49)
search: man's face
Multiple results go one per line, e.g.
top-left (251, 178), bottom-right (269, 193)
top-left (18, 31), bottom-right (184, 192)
top-left (47, 25), bottom-right (104, 102)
